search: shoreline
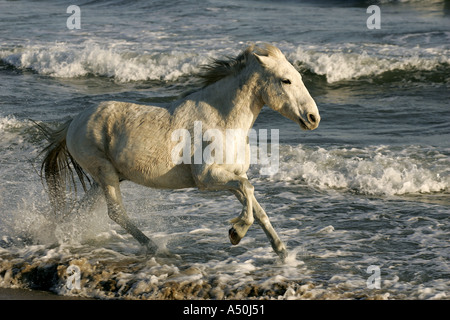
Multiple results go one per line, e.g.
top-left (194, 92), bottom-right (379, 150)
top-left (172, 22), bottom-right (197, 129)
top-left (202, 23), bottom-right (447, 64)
top-left (0, 287), bottom-right (93, 300)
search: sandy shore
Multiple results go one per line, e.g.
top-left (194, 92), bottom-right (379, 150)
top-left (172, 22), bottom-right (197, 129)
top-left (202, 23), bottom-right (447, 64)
top-left (0, 287), bottom-right (93, 300)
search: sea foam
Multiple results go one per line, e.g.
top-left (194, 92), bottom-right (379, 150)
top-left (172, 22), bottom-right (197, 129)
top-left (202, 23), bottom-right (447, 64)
top-left (2, 41), bottom-right (449, 84)
top-left (258, 144), bottom-right (449, 196)
top-left (288, 43), bottom-right (450, 83)
top-left (0, 43), bottom-right (207, 82)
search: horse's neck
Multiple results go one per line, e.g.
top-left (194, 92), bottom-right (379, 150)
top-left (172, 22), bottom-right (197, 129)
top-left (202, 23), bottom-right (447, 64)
top-left (228, 72), bottom-right (265, 130)
top-left (187, 71), bottom-right (264, 130)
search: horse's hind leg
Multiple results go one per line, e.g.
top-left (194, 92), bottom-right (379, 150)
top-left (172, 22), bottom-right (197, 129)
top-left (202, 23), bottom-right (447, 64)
top-left (104, 182), bottom-right (159, 253)
top-left (94, 164), bottom-right (158, 253)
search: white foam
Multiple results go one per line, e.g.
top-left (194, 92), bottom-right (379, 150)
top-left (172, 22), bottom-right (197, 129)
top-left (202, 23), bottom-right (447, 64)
top-left (0, 43), bottom-right (209, 82)
top-left (0, 115), bottom-right (25, 132)
top-left (288, 43), bottom-right (450, 83)
top-left (317, 225), bottom-right (335, 234)
top-left (261, 145), bottom-right (449, 196)
top-left (189, 228), bottom-right (213, 234)
top-left (2, 41), bottom-right (448, 84)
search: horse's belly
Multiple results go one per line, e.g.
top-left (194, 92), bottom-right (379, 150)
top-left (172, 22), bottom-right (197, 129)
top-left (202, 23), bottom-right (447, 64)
top-left (145, 166), bottom-right (197, 189)
top-left (120, 159), bottom-right (196, 189)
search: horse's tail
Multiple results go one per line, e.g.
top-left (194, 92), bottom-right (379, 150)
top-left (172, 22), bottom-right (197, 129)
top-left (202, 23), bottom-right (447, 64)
top-left (35, 120), bottom-right (91, 216)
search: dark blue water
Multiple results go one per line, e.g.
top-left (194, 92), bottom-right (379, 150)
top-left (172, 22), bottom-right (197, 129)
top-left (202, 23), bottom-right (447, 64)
top-left (0, 0), bottom-right (448, 299)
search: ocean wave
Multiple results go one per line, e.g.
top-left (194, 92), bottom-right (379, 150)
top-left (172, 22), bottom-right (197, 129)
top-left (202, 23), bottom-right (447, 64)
top-left (258, 144), bottom-right (449, 196)
top-left (289, 44), bottom-right (450, 83)
top-left (2, 41), bottom-right (449, 84)
top-left (0, 43), bottom-right (208, 82)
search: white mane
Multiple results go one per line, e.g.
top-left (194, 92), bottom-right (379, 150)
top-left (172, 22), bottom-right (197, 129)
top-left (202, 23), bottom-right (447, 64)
top-left (198, 44), bottom-right (284, 87)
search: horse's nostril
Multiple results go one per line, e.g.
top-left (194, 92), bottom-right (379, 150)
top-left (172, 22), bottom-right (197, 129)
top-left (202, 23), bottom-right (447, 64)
top-left (308, 113), bottom-right (316, 124)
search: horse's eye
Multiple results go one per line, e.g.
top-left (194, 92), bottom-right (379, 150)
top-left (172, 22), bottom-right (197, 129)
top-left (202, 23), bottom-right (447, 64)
top-left (281, 79), bottom-right (291, 85)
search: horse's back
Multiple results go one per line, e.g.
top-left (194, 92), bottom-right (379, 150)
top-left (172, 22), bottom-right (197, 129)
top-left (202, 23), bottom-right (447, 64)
top-left (67, 100), bottom-right (168, 156)
top-left (67, 101), bottom-right (196, 189)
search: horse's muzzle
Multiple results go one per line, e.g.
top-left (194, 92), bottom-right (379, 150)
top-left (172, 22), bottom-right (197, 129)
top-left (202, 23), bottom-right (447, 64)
top-left (299, 112), bottom-right (320, 130)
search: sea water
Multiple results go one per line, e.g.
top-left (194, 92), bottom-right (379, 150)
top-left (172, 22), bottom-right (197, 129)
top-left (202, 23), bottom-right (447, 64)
top-left (0, 0), bottom-right (449, 299)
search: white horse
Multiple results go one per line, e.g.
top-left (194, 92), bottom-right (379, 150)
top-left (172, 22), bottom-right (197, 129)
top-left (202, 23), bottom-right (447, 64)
top-left (38, 44), bottom-right (320, 260)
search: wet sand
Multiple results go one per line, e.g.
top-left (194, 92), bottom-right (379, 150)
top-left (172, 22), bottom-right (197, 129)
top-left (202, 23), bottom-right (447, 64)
top-left (0, 288), bottom-right (92, 300)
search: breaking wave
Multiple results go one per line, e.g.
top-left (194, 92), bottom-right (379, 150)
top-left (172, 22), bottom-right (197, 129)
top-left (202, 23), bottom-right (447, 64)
top-left (1, 41), bottom-right (449, 84)
top-left (0, 43), bottom-right (208, 83)
top-left (256, 144), bottom-right (450, 196)
top-left (289, 43), bottom-right (450, 83)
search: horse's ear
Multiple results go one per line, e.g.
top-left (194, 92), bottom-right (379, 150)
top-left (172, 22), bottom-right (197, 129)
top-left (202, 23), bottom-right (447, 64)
top-left (253, 53), bottom-right (271, 68)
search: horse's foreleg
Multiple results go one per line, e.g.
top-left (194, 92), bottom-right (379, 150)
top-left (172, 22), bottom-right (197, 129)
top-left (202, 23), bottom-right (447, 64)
top-left (194, 167), bottom-right (254, 245)
top-left (228, 183), bottom-right (254, 245)
top-left (227, 187), bottom-right (255, 245)
top-left (223, 176), bottom-right (255, 245)
top-left (231, 191), bottom-right (287, 260)
top-left (252, 198), bottom-right (287, 261)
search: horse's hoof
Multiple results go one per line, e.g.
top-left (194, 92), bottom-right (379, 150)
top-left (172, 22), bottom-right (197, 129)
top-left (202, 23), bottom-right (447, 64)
top-left (144, 243), bottom-right (158, 256)
top-left (278, 249), bottom-right (288, 262)
top-left (229, 227), bottom-right (241, 245)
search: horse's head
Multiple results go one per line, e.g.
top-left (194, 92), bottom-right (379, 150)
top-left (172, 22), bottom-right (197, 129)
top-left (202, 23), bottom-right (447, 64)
top-left (253, 45), bottom-right (320, 131)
